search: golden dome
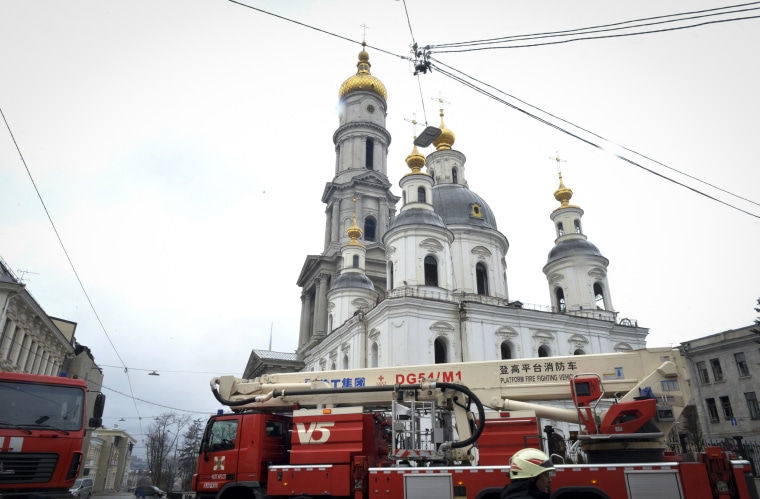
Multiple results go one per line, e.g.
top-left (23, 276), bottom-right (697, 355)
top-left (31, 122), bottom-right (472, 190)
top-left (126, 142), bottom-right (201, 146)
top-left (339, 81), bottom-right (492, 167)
top-left (553, 174), bottom-right (579, 210)
top-left (433, 108), bottom-right (455, 150)
top-left (345, 214), bottom-right (364, 246)
top-left (338, 41), bottom-right (388, 101)
top-left (405, 142), bottom-right (426, 174)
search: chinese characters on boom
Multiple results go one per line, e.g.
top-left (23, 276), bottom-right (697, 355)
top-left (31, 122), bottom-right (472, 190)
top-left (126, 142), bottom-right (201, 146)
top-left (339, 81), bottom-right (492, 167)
top-left (500, 360), bottom-right (579, 384)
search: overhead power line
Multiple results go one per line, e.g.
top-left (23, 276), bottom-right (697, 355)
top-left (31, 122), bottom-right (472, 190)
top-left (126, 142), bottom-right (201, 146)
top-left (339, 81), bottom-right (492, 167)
top-left (227, 0), bottom-right (409, 61)
top-left (425, 59), bottom-right (759, 219)
top-left (0, 106), bottom-right (146, 433)
top-left (429, 4), bottom-right (760, 52)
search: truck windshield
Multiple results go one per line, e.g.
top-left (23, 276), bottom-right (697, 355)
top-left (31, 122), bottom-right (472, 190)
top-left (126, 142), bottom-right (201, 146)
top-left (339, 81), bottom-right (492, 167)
top-left (0, 380), bottom-right (84, 432)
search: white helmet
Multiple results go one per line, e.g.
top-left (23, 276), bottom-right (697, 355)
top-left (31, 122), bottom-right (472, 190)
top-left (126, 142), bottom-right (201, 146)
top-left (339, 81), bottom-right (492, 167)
top-left (509, 448), bottom-right (555, 480)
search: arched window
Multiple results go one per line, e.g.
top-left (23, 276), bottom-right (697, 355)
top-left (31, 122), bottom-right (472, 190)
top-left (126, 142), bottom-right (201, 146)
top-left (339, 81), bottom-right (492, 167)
top-left (352, 255), bottom-right (359, 268)
top-left (430, 171), bottom-right (435, 185)
top-left (476, 263), bottom-right (488, 295)
top-left (434, 337), bottom-right (448, 363)
top-left (388, 262), bottom-right (394, 289)
top-left (424, 256), bottom-right (439, 286)
top-left (330, 361), bottom-right (336, 370)
top-left (557, 222), bottom-right (565, 237)
top-left (500, 342), bottom-right (512, 360)
top-left (364, 216), bottom-right (377, 241)
top-left (574, 349), bottom-right (585, 355)
top-left (594, 282), bottom-right (606, 310)
top-left (402, 191), bottom-right (406, 204)
top-left (417, 186), bottom-right (426, 203)
top-left (555, 287), bottom-right (566, 312)
top-left (328, 314), bottom-right (333, 333)
top-left (538, 345), bottom-right (551, 357)
top-left (574, 219), bottom-right (581, 233)
top-left (366, 138), bottom-right (374, 169)
top-left (342, 354), bottom-right (349, 369)
top-left (370, 343), bottom-right (378, 367)
top-left (452, 167), bottom-right (458, 184)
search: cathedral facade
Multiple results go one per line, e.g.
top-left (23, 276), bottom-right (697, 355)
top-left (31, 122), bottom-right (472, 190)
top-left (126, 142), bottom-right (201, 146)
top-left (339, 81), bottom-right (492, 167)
top-left (294, 43), bottom-right (647, 374)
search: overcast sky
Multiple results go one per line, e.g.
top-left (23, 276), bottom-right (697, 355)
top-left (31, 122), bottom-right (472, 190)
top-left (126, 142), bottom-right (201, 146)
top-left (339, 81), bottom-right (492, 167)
top-left (1, 1), bottom-right (758, 455)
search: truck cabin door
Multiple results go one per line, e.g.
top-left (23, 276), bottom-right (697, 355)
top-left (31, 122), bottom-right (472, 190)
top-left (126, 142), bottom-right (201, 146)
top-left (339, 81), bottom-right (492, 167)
top-left (199, 416), bottom-right (241, 491)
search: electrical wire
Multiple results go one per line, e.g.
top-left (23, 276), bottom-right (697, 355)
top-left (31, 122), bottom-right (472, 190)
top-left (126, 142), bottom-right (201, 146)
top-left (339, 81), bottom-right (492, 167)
top-left (101, 383), bottom-right (213, 414)
top-left (432, 2), bottom-right (760, 49)
top-left (431, 14), bottom-right (760, 53)
top-left (99, 364), bottom-right (226, 375)
top-left (0, 106), bottom-right (146, 434)
top-left (426, 61), bottom-right (759, 219)
top-left (430, 58), bottom-right (760, 210)
top-left (227, 0), bottom-right (409, 61)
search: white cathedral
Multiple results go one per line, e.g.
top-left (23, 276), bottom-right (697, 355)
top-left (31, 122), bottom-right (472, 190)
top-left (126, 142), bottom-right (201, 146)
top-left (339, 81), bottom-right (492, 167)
top-left (245, 42), bottom-right (647, 378)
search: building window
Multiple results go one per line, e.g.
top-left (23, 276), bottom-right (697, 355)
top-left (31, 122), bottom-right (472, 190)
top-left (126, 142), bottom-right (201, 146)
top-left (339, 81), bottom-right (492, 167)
top-left (430, 170), bottom-right (435, 184)
top-left (735, 352), bottom-right (750, 377)
top-left (720, 396), bottom-right (734, 419)
top-left (500, 342), bottom-right (512, 360)
top-left (370, 343), bottom-right (378, 368)
top-left (352, 255), bottom-right (359, 268)
top-left (417, 186), bottom-right (426, 203)
top-left (342, 354), bottom-right (349, 370)
top-left (452, 167), bottom-right (458, 184)
top-left (696, 361), bottom-right (710, 384)
top-left (366, 137), bottom-right (374, 169)
top-left (557, 222), bottom-right (564, 237)
top-left (593, 282), bottom-right (606, 310)
top-left (574, 219), bottom-right (581, 233)
top-left (388, 262), bottom-right (394, 289)
top-left (538, 345), bottom-right (551, 357)
top-left (745, 392), bottom-right (760, 420)
top-left (710, 358), bottom-right (723, 382)
top-left (706, 398), bottom-right (720, 423)
top-left (476, 263), bottom-right (488, 295)
top-left (555, 287), bottom-right (566, 312)
top-left (661, 380), bottom-right (680, 391)
top-left (434, 337), bottom-right (448, 364)
top-left (364, 216), bottom-right (377, 242)
top-left (424, 256), bottom-right (438, 287)
top-left (574, 349), bottom-right (585, 355)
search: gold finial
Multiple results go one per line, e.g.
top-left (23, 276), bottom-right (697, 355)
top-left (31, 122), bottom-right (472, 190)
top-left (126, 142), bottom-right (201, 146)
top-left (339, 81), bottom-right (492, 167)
top-left (338, 37), bottom-right (388, 101)
top-left (403, 113), bottom-right (427, 174)
top-left (345, 213), bottom-right (364, 246)
top-left (405, 142), bottom-right (426, 174)
top-left (430, 95), bottom-right (455, 150)
top-left (549, 152), bottom-right (578, 209)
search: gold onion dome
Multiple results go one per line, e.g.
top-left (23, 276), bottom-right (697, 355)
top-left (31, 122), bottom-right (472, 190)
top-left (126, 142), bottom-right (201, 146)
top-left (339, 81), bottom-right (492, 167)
top-left (345, 214), bottom-right (364, 246)
top-left (338, 41), bottom-right (388, 101)
top-left (405, 142), bottom-right (426, 174)
top-left (432, 108), bottom-right (455, 150)
top-left (553, 174), bottom-right (579, 210)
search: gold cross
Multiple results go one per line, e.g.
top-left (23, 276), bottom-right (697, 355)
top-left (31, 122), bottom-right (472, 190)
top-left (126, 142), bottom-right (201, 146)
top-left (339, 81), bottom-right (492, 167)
top-left (404, 113), bottom-right (420, 137)
top-left (549, 151), bottom-right (567, 174)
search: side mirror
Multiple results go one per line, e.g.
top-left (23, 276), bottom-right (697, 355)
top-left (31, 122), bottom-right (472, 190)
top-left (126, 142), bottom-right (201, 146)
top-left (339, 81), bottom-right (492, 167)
top-left (89, 417), bottom-right (103, 428)
top-left (93, 393), bottom-right (106, 419)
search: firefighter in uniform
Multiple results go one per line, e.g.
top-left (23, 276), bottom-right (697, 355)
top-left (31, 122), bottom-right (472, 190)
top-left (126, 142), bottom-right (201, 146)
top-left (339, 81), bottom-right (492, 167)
top-left (500, 448), bottom-right (555, 499)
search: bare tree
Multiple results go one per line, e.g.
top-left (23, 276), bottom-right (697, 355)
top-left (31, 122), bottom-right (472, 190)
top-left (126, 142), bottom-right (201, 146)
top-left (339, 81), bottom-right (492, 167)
top-left (145, 413), bottom-right (192, 490)
top-left (753, 297), bottom-right (760, 334)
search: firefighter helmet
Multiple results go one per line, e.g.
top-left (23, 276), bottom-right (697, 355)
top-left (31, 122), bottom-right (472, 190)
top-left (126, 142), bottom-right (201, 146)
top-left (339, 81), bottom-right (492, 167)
top-left (509, 448), bottom-right (555, 480)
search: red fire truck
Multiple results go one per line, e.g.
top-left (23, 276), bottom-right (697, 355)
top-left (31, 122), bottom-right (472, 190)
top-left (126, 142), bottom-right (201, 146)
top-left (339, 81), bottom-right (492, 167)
top-left (0, 372), bottom-right (105, 499)
top-left (192, 347), bottom-right (758, 499)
